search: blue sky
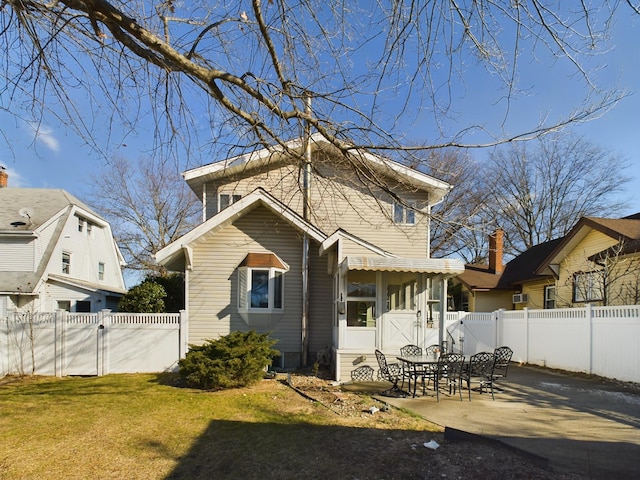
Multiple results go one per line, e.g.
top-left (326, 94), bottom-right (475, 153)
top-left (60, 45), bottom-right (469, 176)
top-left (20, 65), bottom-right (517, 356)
top-left (1, 6), bottom-right (639, 215)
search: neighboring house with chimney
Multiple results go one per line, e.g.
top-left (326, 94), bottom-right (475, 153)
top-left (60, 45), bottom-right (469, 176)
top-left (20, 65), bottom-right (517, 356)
top-left (453, 229), bottom-right (515, 311)
top-left (156, 135), bottom-right (465, 380)
top-left (0, 167), bottom-right (127, 316)
top-left (455, 213), bottom-right (640, 312)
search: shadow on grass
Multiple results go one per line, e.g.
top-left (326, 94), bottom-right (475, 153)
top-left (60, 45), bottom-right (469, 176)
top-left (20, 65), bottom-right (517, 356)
top-left (161, 419), bottom-right (441, 480)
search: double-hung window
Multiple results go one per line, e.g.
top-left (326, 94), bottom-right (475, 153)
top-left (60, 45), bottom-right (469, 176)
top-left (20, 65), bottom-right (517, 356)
top-left (62, 252), bottom-right (71, 274)
top-left (393, 201), bottom-right (416, 225)
top-left (544, 285), bottom-right (556, 309)
top-left (98, 262), bottom-right (105, 281)
top-left (573, 271), bottom-right (604, 303)
top-left (238, 253), bottom-right (287, 312)
top-left (219, 193), bottom-right (242, 212)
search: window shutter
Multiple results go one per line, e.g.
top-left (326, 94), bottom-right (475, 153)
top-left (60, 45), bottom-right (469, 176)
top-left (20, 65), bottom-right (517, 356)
top-left (238, 268), bottom-right (247, 309)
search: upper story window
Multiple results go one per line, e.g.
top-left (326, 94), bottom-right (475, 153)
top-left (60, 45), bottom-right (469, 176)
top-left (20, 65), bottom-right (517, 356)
top-left (544, 285), bottom-right (556, 309)
top-left (393, 201), bottom-right (416, 225)
top-left (77, 216), bottom-right (94, 236)
top-left (238, 253), bottom-right (287, 312)
top-left (62, 252), bottom-right (71, 274)
top-left (98, 262), bottom-right (105, 281)
top-left (219, 193), bottom-right (242, 212)
top-left (573, 271), bottom-right (603, 303)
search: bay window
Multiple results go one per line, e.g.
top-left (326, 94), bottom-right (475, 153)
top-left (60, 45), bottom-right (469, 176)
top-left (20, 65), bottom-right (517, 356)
top-left (238, 253), bottom-right (287, 312)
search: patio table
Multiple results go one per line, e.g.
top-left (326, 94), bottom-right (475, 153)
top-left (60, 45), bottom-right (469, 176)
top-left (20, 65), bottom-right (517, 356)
top-left (396, 354), bottom-right (441, 397)
top-left (397, 354), bottom-right (471, 398)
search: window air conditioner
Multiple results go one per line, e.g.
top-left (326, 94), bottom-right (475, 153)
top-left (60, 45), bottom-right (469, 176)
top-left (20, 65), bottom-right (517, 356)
top-left (512, 293), bottom-right (529, 304)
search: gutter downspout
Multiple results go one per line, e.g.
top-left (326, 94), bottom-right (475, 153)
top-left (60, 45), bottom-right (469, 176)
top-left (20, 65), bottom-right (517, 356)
top-left (301, 94), bottom-right (312, 367)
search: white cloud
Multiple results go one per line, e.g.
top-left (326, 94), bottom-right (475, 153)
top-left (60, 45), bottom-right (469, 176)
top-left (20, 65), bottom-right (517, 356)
top-left (28, 122), bottom-right (60, 152)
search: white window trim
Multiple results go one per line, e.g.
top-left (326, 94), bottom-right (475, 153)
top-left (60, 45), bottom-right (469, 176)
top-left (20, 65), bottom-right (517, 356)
top-left (544, 285), bottom-right (556, 309)
top-left (219, 192), bottom-right (243, 212)
top-left (573, 271), bottom-right (603, 303)
top-left (238, 266), bottom-right (285, 313)
top-left (62, 251), bottom-right (71, 274)
top-left (393, 200), bottom-right (416, 225)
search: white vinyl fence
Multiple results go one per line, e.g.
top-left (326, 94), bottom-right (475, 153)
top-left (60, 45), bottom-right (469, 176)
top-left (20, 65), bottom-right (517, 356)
top-left (439, 304), bottom-right (640, 384)
top-left (1, 310), bottom-right (187, 377)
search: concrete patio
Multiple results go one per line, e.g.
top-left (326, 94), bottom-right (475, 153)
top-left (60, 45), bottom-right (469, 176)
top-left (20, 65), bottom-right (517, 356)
top-left (344, 364), bottom-right (640, 478)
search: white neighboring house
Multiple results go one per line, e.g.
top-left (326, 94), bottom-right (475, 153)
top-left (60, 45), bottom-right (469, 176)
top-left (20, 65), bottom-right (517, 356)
top-left (0, 168), bottom-right (126, 315)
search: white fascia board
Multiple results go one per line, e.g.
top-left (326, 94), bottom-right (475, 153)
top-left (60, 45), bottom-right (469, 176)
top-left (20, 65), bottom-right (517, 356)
top-left (319, 229), bottom-right (396, 258)
top-left (156, 189), bottom-right (326, 265)
top-left (183, 134), bottom-right (452, 203)
top-left (354, 150), bottom-right (452, 203)
top-left (183, 135), bottom-right (315, 182)
top-left (69, 205), bottom-right (109, 228)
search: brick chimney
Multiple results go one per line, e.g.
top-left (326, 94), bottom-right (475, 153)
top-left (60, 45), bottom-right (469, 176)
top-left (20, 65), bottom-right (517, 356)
top-left (488, 228), bottom-right (504, 274)
top-left (0, 166), bottom-right (7, 188)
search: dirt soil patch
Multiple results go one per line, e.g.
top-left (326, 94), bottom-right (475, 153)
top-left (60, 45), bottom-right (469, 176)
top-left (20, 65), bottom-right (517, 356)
top-left (287, 371), bottom-right (583, 479)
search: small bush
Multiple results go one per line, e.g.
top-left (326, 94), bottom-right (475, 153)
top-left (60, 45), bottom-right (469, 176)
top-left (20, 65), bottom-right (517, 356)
top-left (179, 331), bottom-right (279, 390)
top-left (118, 281), bottom-right (166, 313)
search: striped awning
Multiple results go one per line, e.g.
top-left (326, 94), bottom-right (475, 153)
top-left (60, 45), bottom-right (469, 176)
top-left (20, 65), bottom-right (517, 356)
top-left (339, 256), bottom-right (465, 275)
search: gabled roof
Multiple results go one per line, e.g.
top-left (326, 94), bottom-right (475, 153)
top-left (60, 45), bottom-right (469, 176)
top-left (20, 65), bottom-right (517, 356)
top-left (156, 188), bottom-right (328, 272)
top-left (0, 188), bottom-right (116, 295)
top-left (457, 238), bottom-right (562, 291)
top-left (182, 133), bottom-right (453, 204)
top-left (0, 188), bottom-right (102, 233)
top-left (500, 238), bottom-right (563, 286)
top-left (536, 214), bottom-right (640, 275)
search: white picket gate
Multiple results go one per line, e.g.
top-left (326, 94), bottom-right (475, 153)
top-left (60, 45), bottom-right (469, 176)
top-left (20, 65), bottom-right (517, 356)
top-left (1, 310), bottom-right (187, 377)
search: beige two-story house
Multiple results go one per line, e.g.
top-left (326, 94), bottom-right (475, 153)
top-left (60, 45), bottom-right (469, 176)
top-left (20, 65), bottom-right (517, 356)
top-left (156, 135), bottom-right (464, 380)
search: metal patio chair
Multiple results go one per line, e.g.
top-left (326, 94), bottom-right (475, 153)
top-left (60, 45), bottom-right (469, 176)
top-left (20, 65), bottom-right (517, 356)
top-left (433, 353), bottom-right (465, 402)
top-left (375, 349), bottom-right (403, 396)
top-left (486, 346), bottom-right (514, 399)
top-left (350, 365), bottom-right (375, 382)
top-left (399, 344), bottom-right (422, 391)
top-left (461, 351), bottom-right (495, 400)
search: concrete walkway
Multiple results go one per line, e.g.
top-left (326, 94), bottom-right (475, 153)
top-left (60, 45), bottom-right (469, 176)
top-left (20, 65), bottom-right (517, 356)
top-left (363, 365), bottom-right (640, 479)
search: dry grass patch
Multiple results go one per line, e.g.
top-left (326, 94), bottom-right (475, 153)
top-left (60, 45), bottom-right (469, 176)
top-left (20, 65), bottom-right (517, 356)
top-left (0, 373), bottom-right (434, 479)
top-left (0, 373), bottom-right (573, 479)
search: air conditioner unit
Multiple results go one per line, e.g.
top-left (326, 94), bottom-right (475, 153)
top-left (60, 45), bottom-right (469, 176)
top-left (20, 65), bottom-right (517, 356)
top-left (512, 293), bottom-right (529, 304)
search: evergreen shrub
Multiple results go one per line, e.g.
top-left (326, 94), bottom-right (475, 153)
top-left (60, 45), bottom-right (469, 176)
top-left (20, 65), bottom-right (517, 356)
top-left (179, 331), bottom-right (279, 390)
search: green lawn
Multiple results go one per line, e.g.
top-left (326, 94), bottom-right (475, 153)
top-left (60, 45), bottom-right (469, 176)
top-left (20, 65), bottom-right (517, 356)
top-left (0, 374), bottom-right (436, 479)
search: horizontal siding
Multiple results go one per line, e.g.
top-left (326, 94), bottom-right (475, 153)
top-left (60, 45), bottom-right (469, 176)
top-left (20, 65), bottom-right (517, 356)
top-left (609, 255), bottom-right (640, 305)
top-left (188, 205), bottom-right (304, 357)
top-left (521, 280), bottom-right (552, 310)
top-left (557, 230), bottom-right (617, 307)
top-left (207, 158), bottom-right (430, 258)
top-left (308, 242), bottom-right (333, 359)
top-left (0, 238), bottom-right (34, 271)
